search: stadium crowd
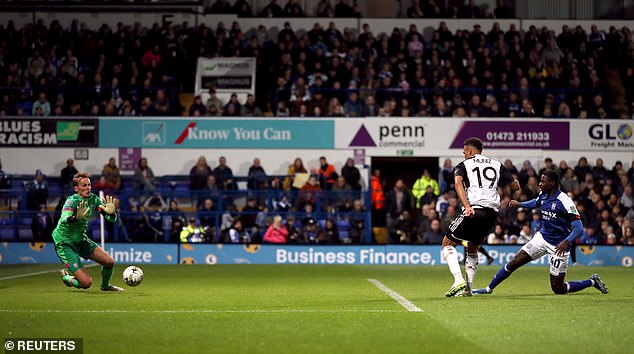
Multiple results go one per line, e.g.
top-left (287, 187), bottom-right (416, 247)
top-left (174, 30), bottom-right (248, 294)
top-left (0, 1), bottom-right (633, 117)
top-left (2, 154), bottom-right (633, 246)
top-left (0, 0), bottom-right (633, 244)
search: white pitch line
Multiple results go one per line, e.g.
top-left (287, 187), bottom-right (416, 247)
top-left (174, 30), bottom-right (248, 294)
top-left (0, 309), bottom-right (403, 314)
top-left (367, 279), bottom-right (423, 312)
top-left (0, 264), bottom-right (99, 281)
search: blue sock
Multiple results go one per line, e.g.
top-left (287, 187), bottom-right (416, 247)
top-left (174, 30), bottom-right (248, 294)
top-left (566, 279), bottom-right (593, 293)
top-left (489, 264), bottom-right (513, 290)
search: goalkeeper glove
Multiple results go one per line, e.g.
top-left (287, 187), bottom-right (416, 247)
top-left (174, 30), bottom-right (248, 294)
top-left (99, 195), bottom-right (116, 215)
top-left (75, 200), bottom-right (90, 221)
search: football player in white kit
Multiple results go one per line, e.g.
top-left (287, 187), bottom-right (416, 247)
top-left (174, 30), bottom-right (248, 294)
top-left (442, 137), bottom-right (520, 297)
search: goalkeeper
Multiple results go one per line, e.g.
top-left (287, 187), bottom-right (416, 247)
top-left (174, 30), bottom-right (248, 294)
top-left (53, 172), bottom-right (124, 291)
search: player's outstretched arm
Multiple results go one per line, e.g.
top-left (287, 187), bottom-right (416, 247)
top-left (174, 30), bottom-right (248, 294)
top-left (97, 195), bottom-right (118, 222)
top-left (509, 199), bottom-right (537, 209)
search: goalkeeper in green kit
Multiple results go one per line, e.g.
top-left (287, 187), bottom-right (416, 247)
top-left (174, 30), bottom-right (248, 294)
top-left (53, 172), bottom-right (124, 291)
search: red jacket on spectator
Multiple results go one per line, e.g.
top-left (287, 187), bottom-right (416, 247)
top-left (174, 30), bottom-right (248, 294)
top-left (318, 157), bottom-right (337, 189)
top-left (141, 49), bottom-right (161, 68)
top-left (263, 224), bottom-right (288, 243)
top-left (371, 175), bottom-right (385, 210)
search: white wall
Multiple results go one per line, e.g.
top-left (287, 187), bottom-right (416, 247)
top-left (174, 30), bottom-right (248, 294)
top-left (0, 148), bottom-right (364, 177)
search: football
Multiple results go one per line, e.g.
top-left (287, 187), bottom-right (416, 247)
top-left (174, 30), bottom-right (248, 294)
top-left (123, 266), bottom-right (144, 287)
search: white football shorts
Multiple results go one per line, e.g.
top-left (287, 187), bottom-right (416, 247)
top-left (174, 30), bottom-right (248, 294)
top-left (520, 231), bottom-right (568, 276)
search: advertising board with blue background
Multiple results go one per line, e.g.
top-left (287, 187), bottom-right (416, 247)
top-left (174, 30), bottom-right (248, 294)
top-left (99, 118), bottom-right (334, 149)
top-left (2, 243), bottom-right (632, 267)
top-left (0, 243), bottom-right (177, 265)
top-left (179, 244), bottom-right (634, 267)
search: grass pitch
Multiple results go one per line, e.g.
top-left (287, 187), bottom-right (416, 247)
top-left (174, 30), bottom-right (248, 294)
top-left (1, 264), bottom-right (632, 354)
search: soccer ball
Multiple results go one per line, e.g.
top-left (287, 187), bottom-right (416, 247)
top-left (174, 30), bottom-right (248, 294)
top-left (123, 266), bottom-right (144, 287)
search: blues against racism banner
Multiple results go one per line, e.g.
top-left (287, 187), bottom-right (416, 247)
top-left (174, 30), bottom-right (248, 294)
top-left (0, 118), bottom-right (98, 147)
top-left (99, 118), bottom-right (334, 149)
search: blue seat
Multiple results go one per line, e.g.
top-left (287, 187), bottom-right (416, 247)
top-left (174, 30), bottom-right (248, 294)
top-left (18, 227), bottom-right (33, 241)
top-left (0, 228), bottom-right (16, 240)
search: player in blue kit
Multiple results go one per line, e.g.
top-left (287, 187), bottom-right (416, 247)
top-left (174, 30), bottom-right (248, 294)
top-left (473, 170), bottom-right (608, 295)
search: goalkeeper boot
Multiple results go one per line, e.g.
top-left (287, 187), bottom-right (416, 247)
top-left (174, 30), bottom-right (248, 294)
top-left (445, 280), bottom-right (467, 297)
top-left (472, 287), bottom-right (493, 295)
top-left (60, 269), bottom-right (72, 287)
top-left (590, 274), bottom-right (608, 294)
top-left (100, 285), bottom-right (125, 292)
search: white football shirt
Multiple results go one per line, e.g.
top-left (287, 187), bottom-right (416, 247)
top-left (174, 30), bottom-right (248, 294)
top-left (454, 154), bottom-right (504, 211)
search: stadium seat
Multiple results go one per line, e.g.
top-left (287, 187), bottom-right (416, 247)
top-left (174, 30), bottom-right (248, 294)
top-left (18, 227), bottom-right (33, 241)
top-left (0, 228), bottom-right (16, 240)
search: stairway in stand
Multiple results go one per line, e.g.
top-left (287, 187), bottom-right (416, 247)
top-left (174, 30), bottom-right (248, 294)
top-left (604, 69), bottom-right (629, 118)
top-left (179, 93), bottom-right (195, 116)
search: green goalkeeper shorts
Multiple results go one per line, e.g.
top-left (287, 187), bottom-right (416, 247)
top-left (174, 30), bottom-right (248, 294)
top-left (54, 237), bottom-right (99, 273)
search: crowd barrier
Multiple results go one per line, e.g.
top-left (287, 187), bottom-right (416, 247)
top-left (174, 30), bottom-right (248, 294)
top-left (1, 243), bottom-right (633, 267)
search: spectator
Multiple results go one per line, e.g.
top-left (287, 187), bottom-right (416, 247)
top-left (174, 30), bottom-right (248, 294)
top-left (60, 158), bottom-right (78, 192)
top-left (284, 158), bottom-right (308, 191)
top-left (340, 158), bottom-right (361, 191)
top-left (247, 158), bottom-right (268, 190)
top-left (241, 197), bottom-right (263, 240)
top-left (412, 169), bottom-right (440, 208)
top-left (180, 217), bottom-right (208, 243)
top-left (133, 157), bottom-right (156, 202)
top-left (241, 94), bottom-right (263, 116)
top-left (259, 0), bottom-right (283, 17)
top-left (263, 215), bottom-right (289, 243)
top-left (422, 218), bottom-right (443, 244)
top-left (440, 159), bottom-right (455, 193)
top-left (214, 156), bottom-right (237, 191)
top-left (388, 210), bottom-right (414, 244)
top-left (101, 157), bottom-right (122, 190)
top-left (198, 198), bottom-right (219, 241)
top-left (494, 0), bottom-right (513, 18)
top-left (31, 204), bottom-right (54, 241)
top-left (189, 95), bottom-right (207, 116)
top-left (225, 218), bottom-right (251, 243)
top-left (300, 218), bottom-right (321, 244)
top-left (26, 169), bottom-right (49, 210)
top-left (189, 156), bottom-right (213, 191)
top-left (561, 168), bottom-right (580, 194)
top-left (296, 174), bottom-right (324, 210)
top-left (164, 199), bottom-right (187, 242)
top-left (283, 0), bottom-right (305, 17)
top-left (317, 156), bottom-right (338, 190)
top-left (330, 176), bottom-right (353, 210)
top-left (384, 178), bottom-right (414, 229)
top-left (32, 93), bottom-right (51, 116)
top-left (343, 90), bottom-right (364, 117)
top-left (205, 89), bottom-right (223, 116)
top-left (319, 218), bottom-right (340, 244)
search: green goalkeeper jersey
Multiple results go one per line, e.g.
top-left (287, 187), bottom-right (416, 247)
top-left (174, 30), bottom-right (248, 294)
top-left (52, 193), bottom-right (117, 245)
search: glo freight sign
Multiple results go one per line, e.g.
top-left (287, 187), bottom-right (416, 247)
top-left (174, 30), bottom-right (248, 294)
top-left (0, 118), bottom-right (98, 147)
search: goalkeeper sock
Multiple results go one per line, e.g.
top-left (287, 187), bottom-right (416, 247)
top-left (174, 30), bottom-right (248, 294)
top-left (101, 266), bottom-right (114, 289)
top-left (565, 280), bottom-right (592, 293)
top-left (442, 245), bottom-right (464, 284)
top-left (63, 275), bottom-right (81, 288)
top-left (488, 264), bottom-right (513, 290)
